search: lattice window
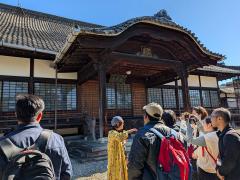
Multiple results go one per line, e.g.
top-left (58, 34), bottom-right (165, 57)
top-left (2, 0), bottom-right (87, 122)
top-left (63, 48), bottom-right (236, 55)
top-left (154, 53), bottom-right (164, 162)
top-left (116, 84), bottom-right (132, 109)
top-left (178, 89), bottom-right (184, 108)
top-left (210, 90), bottom-right (219, 108)
top-left (34, 83), bottom-right (76, 111)
top-left (2, 81), bottom-right (28, 112)
top-left (189, 89), bottom-right (201, 107)
top-left (202, 90), bottom-right (211, 107)
top-left (106, 84), bottom-right (116, 109)
top-left (147, 88), bottom-right (163, 106)
top-left (162, 88), bottom-right (176, 108)
top-left (106, 83), bottom-right (132, 109)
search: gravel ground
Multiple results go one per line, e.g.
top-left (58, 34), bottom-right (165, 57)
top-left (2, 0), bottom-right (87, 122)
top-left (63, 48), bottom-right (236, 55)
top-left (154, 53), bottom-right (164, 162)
top-left (71, 159), bottom-right (107, 180)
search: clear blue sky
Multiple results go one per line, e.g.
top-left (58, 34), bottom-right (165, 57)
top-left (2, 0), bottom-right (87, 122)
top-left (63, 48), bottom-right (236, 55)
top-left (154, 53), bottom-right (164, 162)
top-left (1, 0), bottom-right (239, 66)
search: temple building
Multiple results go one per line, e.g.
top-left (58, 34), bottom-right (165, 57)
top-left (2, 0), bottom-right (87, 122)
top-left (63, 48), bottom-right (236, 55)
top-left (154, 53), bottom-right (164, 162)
top-left (0, 3), bottom-right (239, 137)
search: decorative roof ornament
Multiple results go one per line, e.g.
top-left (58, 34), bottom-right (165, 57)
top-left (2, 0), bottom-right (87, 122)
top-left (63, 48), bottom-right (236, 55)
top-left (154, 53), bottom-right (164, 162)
top-left (154, 9), bottom-right (172, 21)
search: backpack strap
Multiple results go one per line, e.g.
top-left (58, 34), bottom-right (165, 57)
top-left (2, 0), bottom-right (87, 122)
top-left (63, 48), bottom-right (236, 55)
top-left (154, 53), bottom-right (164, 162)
top-left (149, 128), bottom-right (164, 139)
top-left (0, 138), bottom-right (23, 161)
top-left (32, 129), bottom-right (53, 152)
top-left (204, 146), bottom-right (217, 164)
top-left (170, 129), bottom-right (178, 138)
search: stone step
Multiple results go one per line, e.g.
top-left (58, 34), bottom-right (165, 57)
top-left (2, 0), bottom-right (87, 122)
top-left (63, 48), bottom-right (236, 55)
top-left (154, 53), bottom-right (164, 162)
top-left (66, 136), bottom-right (133, 163)
top-left (69, 149), bottom-right (108, 158)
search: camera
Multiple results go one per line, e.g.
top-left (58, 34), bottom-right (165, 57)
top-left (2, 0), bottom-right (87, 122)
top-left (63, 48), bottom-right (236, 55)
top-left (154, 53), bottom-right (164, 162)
top-left (188, 115), bottom-right (198, 124)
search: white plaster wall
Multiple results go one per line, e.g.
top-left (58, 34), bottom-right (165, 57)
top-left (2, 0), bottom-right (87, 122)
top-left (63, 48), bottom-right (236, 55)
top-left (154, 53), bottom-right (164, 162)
top-left (227, 94), bottom-right (236, 98)
top-left (188, 75), bottom-right (200, 87)
top-left (220, 93), bottom-right (226, 98)
top-left (200, 76), bottom-right (218, 88)
top-left (164, 80), bottom-right (182, 86)
top-left (0, 55), bottom-right (30, 77)
top-left (34, 59), bottom-right (77, 79)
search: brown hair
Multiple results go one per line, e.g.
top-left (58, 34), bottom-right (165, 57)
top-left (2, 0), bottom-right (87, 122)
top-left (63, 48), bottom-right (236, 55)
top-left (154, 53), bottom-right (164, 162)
top-left (193, 106), bottom-right (208, 120)
top-left (181, 112), bottom-right (190, 120)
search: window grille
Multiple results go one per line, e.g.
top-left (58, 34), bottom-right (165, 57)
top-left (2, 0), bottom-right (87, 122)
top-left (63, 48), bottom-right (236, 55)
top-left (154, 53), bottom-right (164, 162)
top-left (106, 83), bottom-right (132, 109)
top-left (1, 81), bottom-right (28, 112)
top-left (34, 83), bottom-right (76, 111)
top-left (210, 90), bottom-right (219, 107)
top-left (147, 88), bottom-right (163, 106)
top-left (189, 89), bottom-right (201, 107)
top-left (162, 88), bottom-right (176, 108)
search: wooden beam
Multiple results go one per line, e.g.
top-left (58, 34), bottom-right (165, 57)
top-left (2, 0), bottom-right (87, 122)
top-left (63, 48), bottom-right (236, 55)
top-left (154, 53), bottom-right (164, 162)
top-left (110, 51), bottom-right (181, 68)
top-left (77, 62), bottom-right (98, 85)
top-left (0, 47), bottom-right (55, 60)
top-left (146, 74), bottom-right (179, 87)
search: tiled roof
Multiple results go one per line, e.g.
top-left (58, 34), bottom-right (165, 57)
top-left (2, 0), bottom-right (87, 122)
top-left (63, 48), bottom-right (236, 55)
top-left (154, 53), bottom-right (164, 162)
top-left (55, 10), bottom-right (224, 63)
top-left (197, 65), bottom-right (240, 74)
top-left (0, 3), bottom-right (102, 53)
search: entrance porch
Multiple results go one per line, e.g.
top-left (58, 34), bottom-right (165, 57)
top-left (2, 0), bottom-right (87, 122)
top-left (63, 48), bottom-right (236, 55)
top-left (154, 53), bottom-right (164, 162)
top-left (54, 10), bottom-right (223, 137)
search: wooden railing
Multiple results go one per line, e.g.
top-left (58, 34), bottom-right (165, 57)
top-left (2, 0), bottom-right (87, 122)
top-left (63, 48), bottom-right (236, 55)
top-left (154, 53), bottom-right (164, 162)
top-left (0, 112), bottom-right (86, 134)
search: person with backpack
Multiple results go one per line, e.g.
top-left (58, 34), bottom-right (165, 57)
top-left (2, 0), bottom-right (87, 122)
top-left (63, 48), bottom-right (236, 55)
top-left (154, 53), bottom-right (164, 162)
top-left (211, 107), bottom-right (240, 180)
top-left (128, 102), bottom-right (190, 180)
top-left (107, 116), bottom-right (137, 180)
top-left (186, 116), bottom-right (219, 180)
top-left (0, 94), bottom-right (72, 180)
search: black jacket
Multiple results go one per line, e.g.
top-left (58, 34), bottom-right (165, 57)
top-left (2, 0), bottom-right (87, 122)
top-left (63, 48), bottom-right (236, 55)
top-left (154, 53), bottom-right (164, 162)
top-left (128, 121), bottom-right (172, 180)
top-left (217, 125), bottom-right (240, 180)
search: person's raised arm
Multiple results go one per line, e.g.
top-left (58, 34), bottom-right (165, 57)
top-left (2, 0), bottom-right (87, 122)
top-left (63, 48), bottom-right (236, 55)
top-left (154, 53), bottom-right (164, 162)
top-left (185, 121), bottom-right (206, 146)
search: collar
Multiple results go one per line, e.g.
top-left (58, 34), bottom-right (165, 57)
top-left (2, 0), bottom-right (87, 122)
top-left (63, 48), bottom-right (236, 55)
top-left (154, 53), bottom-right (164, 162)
top-left (3, 122), bottom-right (42, 139)
top-left (218, 124), bottom-right (231, 137)
top-left (144, 120), bottom-right (163, 129)
top-left (14, 122), bottom-right (42, 134)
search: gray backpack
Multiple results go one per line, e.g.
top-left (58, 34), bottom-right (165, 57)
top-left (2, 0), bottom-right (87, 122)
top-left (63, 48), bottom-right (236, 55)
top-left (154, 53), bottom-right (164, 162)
top-left (0, 130), bottom-right (55, 180)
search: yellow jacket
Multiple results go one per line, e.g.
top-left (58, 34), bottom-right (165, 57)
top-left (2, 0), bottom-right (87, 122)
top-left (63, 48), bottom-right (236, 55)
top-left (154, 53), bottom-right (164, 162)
top-left (107, 130), bottom-right (129, 180)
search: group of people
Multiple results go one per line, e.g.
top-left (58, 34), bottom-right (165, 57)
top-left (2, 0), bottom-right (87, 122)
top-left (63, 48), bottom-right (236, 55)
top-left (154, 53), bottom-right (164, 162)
top-left (107, 103), bottom-right (240, 180)
top-left (0, 94), bottom-right (239, 180)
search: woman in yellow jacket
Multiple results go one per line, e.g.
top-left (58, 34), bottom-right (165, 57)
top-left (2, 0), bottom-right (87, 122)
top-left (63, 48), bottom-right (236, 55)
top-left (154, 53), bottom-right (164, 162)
top-left (107, 116), bottom-right (137, 180)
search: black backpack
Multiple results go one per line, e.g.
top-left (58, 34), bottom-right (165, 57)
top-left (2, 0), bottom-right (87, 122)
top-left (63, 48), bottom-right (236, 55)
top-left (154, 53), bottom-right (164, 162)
top-left (0, 130), bottom-right (55, 180)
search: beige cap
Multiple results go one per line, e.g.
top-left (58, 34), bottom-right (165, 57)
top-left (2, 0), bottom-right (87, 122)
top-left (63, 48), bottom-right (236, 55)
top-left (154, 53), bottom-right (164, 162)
top-left (143, 102), bottom-right (163, 119)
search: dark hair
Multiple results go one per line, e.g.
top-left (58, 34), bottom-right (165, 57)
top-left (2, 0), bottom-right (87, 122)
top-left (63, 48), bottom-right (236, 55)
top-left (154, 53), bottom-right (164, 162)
top-left (193, 106), bottom-right (208, 120)
top-left (212, 107), bottom-right (231, 123)
top-left (162, 110), bottom-right (176, 127)
top-left (205, 116), bottom-right (212, 124)
top-left (16, 94), bottom-right (45, 123)
top-left (144, 111), bottom-right (160, 122)
top-left (205, 116), bottom-right (218, 131)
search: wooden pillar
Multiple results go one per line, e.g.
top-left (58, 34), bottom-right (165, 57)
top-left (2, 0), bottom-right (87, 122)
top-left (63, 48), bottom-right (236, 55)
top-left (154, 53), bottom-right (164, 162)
top-left (198, 75), bottom-right (203, 106)
top-left (0, 81), bottom-right (3, 115)
top-left (216, 77), bottom-right (221, 107)
top-left (175, 80), bottom-right (180, 114)
top-left (180, 69), bottom-right (191, 112)
top-left (98, 62), bottom-right (106, 138)
top-left (54, 70), bottom-right (58, 130)
top-left (29, 58), bottom-right (34, 94)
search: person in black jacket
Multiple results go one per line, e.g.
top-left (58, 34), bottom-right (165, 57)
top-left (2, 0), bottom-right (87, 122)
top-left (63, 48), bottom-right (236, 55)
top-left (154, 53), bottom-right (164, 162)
top-left (211, 107), bottom-right (240, 180)
top-left (128, 102), bottom-right (172, 180)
